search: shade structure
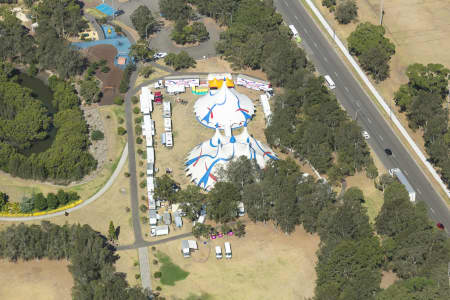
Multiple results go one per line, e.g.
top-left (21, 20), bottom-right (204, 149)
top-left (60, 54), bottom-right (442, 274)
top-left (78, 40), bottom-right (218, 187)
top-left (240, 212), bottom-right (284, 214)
top-left (185, 127), bottom-right (277, 190)
top-left (194, 84), bottom-right (255, 130)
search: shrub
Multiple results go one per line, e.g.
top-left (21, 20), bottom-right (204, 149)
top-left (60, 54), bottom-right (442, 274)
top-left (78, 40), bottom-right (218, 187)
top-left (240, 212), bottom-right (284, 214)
top-left (114, 96), bottom-right (124, 105)
top-left (141, 216), bottom-right (149, 224)
top-left (135, 274), bottom-right (141, 279)
top-left (153, 259), bottom-right (158, 265)
top-left (91, 130), bottom-right (104, 141)
top-left (118, 117), bottom-right (124, 124)
top-left (135, 125), bottom-right (143, 135)
top-left (139, 180), bottom-right (147, 188)
top-left (134, 116), bottom-right (143, 124)
top-left (156, 286), bottom-right (162, 291)
top-left (164, 51), bottom-right (196, 70)
top-left (125, 206), bottom-right (131, 212)
top-left (133, 107), bottom-right (141, 114)
top-left (335, 0), bottom-right (358, 24)
top-left (131, 96), bottom-right (139, 104)
top-left (136, 137), bottom-right (143, 144)
top-left (117, 127), bottom-right (127, 135)
top-left (46, 193), bottom-right (59, 210)
top-left (137, 149), bottom-right (143, 155)
top-left (139, 171), bottom-right (145, 177)
top-left (151, 246), bottom-right (156, 251)
top-left (100, 66), bottom-right (110, 73)
top-left (141, 195), bottom-right (146, 200)
top-left (154, 271), bottom-right (162, 278)
top-left (139, 66), bottom-right (154, 78)
top-left (125, 172), bottom-right (131, 177)
top-left (322, 0), bottom-right (336, 11)
top-left (140, 204), bottom-right (147, 212)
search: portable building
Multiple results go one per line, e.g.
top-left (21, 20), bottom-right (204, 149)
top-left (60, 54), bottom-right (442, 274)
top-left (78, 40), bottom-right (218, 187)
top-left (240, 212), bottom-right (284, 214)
top-left (147, 147), bottom-right (155, 163)
top-left (236, 74), bottom-right (272, 92)
top-left (181, 240), bottom-right (190, 257)
top-left (164, 117), bottom-right (172, 132)
top-left (149, 209), bottom-right (157, 225)
top-left (260, 94), bottom-right (272, 124)
top-left (147, 177), bottom-right (155, 193)
top-left (173, 211), bottom-right (183, 228)
top-left (224, 242), bottom-right (232, 259)
top-left (145, 133), bottom-right (153, 147)
top-left (147, 162), bottom-right (154, 176)
top-left (163, 212), bottom-right (172, 225)
top-left (237, 202), bottom-right (245, 217)
top-left (188, 240), bottom-right (198, 250)
top-left (163, 101), bottom-right (171, 117)
top-left (166, 85), bottom-right (185, 95)
top-left (148, 193), bottom-right (156, 210)
top-left (165, 132), bottom-right (173, 147)
top-left (151, 225), bottom-right (169, 236)
top-left (164, 75), bottom-right (200, 87)
top-left (215, 246), bottom-right (223, 259)
top-left (161, 132), bottom-right (166, 145)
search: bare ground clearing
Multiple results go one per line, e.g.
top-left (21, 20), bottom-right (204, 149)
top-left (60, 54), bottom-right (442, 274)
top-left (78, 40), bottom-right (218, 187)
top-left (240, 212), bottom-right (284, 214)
top-left (0, 259), bottom-right (73, 300)
top-left (148, 222), bottom-right (319, 300)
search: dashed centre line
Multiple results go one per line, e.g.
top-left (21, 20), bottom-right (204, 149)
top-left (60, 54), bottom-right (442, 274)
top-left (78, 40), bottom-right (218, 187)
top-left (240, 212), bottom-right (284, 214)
top-left (367, 118), bottom-right (372, 124)
top-left (344, 86), bottom-right (349, 92)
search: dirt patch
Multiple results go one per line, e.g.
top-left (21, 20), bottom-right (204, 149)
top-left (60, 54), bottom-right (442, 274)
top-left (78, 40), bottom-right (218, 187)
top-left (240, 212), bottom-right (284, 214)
top-left (0, 259), bottom-right (73, 300)
top-left (380, 270), bottom-right (399, 289)
top-left (148, 221), bottom-right (319, 300)
top-left (84, 44), bottom-right (124, 105)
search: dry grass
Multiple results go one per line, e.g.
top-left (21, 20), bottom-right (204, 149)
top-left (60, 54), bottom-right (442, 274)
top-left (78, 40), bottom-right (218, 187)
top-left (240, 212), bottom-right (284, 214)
top-left (0, 105), bottom-right (126, 203)
top-left (148, 221), bottom-right (319, 300)
top-left (115, 249), bottom-right (141, 287)
top-left (380, 270), bottom-right (399, 289)
top-left (0, 259), bottom-right (73, 300)
top-left (134, 67), bottom-right (170, 88)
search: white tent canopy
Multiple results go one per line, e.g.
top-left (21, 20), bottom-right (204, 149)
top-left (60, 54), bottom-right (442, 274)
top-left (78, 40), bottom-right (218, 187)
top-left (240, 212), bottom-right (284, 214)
top-left (194, 84), bottom-right (255, 130)
top-left (185, 127), bottom-right (277, 190)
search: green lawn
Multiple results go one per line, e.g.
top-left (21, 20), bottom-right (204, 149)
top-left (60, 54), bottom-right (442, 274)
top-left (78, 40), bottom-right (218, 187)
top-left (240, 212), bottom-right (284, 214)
top-left (155, 251), bottom-right (189, 286)
top-left (85, 8), bottom-right (107, 19)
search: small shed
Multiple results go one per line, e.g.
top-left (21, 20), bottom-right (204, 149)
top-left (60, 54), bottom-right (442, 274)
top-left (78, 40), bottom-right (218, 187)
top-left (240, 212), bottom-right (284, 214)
top-left (173, 211), bottom-right (183, 228)
top-left (163, 212), bottom-right (172, 225)
top-left (149, 209), bottom-right (157, 225)
top-left (147, 177), bottom-right (155, 192)
top-left (163, 101), bottom-right (171, 117)
top-left (164, 117), bottom-right (172, 132)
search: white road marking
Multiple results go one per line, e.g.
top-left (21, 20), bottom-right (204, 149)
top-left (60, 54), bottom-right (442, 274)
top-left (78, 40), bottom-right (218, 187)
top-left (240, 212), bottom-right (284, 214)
top-left (430, 207), bottom-right (435, 214)
top-left (404, 170), bottom-right (409, 176)
top-left (285, 1), bottom-right (289, 7)
top-left (324, 57), bottom-right (328, 62)
top-left (379, 135), bottom-right (383, 141)
top-left (367, 118), bottom-right (372, 124)
top-left (356, 102), bottom-right (361, 108)
top-left (417, 188), bottom-right (422, 194)
top-left (392, 153), bottom-right (396, 158)
top-left (344, 86), bottom-right (349, 92)
top-left (313, 42), bottom-right (318, 47)
top-left (295, 15), bottom-right (299, 21)
top-left (334, 71), bottom-right (338, 77)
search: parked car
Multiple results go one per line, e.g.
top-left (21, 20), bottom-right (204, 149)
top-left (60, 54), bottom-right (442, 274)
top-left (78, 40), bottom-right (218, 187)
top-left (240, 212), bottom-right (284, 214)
top-left (361, 131), bottom-right (370, 140)
top-left (113, 10), bottom-right (124, 17)
top-left (154, 52), bottom-right (168, 59)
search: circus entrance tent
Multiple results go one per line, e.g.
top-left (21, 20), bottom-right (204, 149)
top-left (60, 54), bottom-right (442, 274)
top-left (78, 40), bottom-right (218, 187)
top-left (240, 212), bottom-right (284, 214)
top-left (194, 83), bottom-right (255, 132)
top-left (185, 127), bottom-right (277, 190)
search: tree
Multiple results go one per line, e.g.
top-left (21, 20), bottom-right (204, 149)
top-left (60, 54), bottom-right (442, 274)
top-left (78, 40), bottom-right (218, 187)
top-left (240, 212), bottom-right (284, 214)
top-left (91, 130), bottom-right (104, 141)
top-left (315, 237), bottom-right (383, 300)
top-left (335, 0), bottom-right (358, 24)
top-left (46, 193), bottom-right (59, 210)
top-left (164, 51), bottom-right (196, 70)
top-left (348, 22), bottom-right (395, 82)
top-left (139, 66), bottom-right (154, 78)
top-left (154, 175), bottom-right (178, 204)
top-left (57, 189), bottom-right (69, 205)
top-left (207, 182), bottom-right (240, 223)
top-left (130, 5), bottom-right (157, 39)
top-left (79, 79), bottom-right (101, 104)
top-left (376, 277), bottom-right (445, 300)
top-left (159, 0), bottom-right (192, 21)
top-left (33, 193), bottom-right (48, 211)
top-left (20, 196), bottom-right (34, 213)
top-left (176, 185), bottom-right (205, 221)
top-left (0, 192), bottom-right (8, 210)
top-left (108, 221), bottom-right (117, 241)
top-left (130, 42), bottom-right (155, 62)
top-left (218, 156), bottom-right (260, 192)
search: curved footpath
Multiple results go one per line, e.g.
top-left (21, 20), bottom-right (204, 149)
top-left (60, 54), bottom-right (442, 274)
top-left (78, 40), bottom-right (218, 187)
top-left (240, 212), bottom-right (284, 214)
top-left (0, 145), bottom-right (128, 222)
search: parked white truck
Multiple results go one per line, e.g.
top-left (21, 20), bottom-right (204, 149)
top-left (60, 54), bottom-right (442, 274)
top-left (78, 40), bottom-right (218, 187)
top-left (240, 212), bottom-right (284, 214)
top-left (215, 246), bottom-right (223, 259)
top-left (224, 242), bottom-right (232, 259)
top-left (389, 168), bottom-right (416, 202)
top-left (151, 225), bottom-right (169, 237)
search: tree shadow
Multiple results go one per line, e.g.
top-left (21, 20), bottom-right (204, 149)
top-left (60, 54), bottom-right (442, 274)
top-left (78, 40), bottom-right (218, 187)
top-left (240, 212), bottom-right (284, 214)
top-left (115, 226), bottom-right (121, 239)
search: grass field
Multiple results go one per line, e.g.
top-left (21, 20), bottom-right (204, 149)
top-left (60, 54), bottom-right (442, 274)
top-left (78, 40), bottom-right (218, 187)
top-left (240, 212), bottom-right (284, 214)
top-left (148, 221), bottom-right (319, 300)
top-left (0, 259), bottom-right (73, 300)
top-left (155, 251), bottom-right (190, 286)
top-left (85, 7), bottom-right (107, 19)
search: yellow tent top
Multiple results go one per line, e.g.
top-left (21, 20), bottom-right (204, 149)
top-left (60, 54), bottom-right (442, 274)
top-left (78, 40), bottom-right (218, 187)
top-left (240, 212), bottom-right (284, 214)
top-left (225, 77), bottom-right (235, 87)
top-left (209, 78), bottom-right (220, 88)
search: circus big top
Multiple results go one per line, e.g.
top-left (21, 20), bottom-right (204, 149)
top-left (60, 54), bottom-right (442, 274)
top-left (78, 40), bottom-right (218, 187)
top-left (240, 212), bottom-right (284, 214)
top-left (186, 79), bottom-right (277, 190)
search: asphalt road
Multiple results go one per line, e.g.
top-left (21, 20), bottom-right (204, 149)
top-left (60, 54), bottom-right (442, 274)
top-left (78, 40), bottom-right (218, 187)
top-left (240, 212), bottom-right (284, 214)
top-left (274, 0), bottom-right (450, 232)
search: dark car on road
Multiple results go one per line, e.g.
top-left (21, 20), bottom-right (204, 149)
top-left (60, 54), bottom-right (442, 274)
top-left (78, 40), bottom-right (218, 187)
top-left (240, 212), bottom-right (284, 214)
top-left (384, 148), bottom-right (392, 156)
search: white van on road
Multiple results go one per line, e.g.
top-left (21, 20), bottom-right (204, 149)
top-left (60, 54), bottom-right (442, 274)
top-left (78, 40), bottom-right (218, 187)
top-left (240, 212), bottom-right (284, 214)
top-left (324, 75), bottom-right (336, 90)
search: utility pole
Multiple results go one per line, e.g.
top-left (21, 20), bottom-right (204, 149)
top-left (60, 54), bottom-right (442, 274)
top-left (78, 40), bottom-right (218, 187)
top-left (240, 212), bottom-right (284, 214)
top-left (379, 0), bottom-right (384, 26)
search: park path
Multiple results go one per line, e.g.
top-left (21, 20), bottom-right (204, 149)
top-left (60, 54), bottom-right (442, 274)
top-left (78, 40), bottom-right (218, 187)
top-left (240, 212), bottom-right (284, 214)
top-left (138, 247), bottom-right (152, 292)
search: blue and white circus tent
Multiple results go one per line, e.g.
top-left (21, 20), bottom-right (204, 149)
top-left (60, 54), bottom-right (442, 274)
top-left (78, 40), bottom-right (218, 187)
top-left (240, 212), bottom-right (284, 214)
top-left (185, 126), bottom-right (277, 190)
top-left (194, 84), bottom-right (255, 133)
